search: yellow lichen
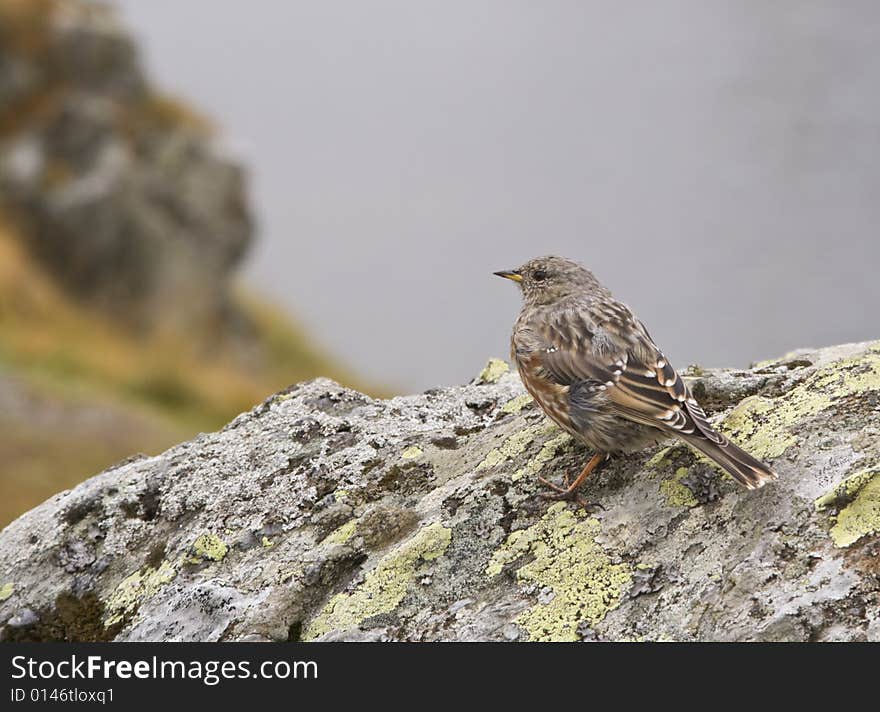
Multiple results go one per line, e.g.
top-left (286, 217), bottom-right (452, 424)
top-left (0, 582), bottom-right (13, 602)
top-left (324, 520), bottom-right (357, 545)
top-left (485, 503), bottom-right (631, 641)
top-left (815, 470), bottom-right (877, 512)
top-left (191, 533), bottom-right (228, 562)
top-left (304, 522), bottom-right (452, 639)
top-left (721, 396), bottom-right (802, 460)
top-left (261, 536), bottom-right (274, 548)
top-left (660, 467), bottom-right (699, 508)
top-left (477, 358), bottom-right (509, 384)
top-left (476, 425), bottom-right (543, 472)
top-left (815, 469), bottom-right (880, 548)
top-left (513, 431), bottom-right (573, 482)
top-left (401, 446), bottom-right (423, 460)
top-left (722, 350), bottom-right (880, 461)
top-left (646, 446), bottom-right (673, 471)
top-left (105, 560), bottom-right (176, 626)
top-left (501, 393), bottom-right (533, 415)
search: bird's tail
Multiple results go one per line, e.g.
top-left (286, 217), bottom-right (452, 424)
top-left (681, 433), bottom-right (777, 490)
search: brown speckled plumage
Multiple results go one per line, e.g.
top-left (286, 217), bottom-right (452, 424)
top-left (495, 255), bottom-right (777, 500)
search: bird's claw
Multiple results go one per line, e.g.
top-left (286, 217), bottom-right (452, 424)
top-left (537, 476), bottom-right (604, 512)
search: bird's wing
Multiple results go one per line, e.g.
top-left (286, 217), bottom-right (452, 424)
top-left (533, 297), bottom-right (722, 442)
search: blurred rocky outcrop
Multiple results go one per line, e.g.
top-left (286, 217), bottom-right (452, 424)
top-left (1, 340), bottom-right (878, 642)
top-left (0, 0), bottom-right (366, 529)
top-left (0, 0), bottom-right (251, 331)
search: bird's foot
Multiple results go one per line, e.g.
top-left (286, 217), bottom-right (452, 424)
top-left (537, 475), bottom-right (604, 512)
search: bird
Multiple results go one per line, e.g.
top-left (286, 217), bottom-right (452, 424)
top-left (494, 255), bottom-right (776, 505)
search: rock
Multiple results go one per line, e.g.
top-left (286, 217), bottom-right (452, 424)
top-left (0, 0), bottom-right (251, 332)
top-left (1, 340), bottom-right (879, 642)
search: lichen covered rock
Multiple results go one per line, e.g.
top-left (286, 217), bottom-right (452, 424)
top-left (1, 341), bottom-right (880, 642)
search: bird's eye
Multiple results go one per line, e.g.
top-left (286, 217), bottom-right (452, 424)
top-left (532, 269), bottom-right (548, 282)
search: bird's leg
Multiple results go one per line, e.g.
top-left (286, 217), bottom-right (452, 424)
top-left (538, 452), bottom-right (606, 510)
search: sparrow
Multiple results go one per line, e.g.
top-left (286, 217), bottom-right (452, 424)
top-left (494, 255), bottom-right (776, 503)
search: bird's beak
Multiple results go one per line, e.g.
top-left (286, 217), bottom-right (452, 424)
top-left (493, 270), bottom-right (522, 283)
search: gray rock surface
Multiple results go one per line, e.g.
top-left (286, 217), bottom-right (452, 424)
top-left (1, 340), bottom-right (879, 641)
top-left (0, 1), bottom-right (251, 331)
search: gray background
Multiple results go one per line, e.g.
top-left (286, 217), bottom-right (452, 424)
top-left (112, 1), bottom-right (880, 391)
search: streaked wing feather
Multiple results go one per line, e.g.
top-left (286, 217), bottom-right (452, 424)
top-left (535, 298), bottom-right (719, 441)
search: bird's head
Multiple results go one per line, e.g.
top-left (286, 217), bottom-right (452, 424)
top-left (494, 255), bottom-right (598, 305)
